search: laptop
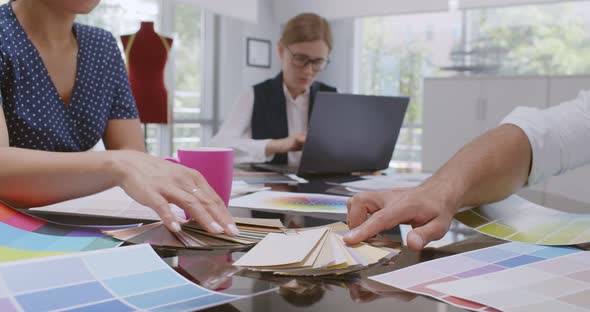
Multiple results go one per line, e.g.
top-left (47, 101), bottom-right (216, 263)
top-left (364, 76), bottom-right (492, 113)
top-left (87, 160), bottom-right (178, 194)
top-left (251, 92), bottom-right (409, 177)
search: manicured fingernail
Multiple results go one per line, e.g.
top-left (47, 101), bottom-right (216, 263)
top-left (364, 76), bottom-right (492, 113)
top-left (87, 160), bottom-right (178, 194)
top-left (228, 224), bottom-right (240, 236)
top-left (408, 233), bottom-right (424, 248)
top-left (170, 221), bottom-right (181, 233)
top-left (210, 222), bottom-right (224, 233)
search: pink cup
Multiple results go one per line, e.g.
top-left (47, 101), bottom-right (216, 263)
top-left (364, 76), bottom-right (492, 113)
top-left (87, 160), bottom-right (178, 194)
top-left (165, 148), bottom-right (234, 207)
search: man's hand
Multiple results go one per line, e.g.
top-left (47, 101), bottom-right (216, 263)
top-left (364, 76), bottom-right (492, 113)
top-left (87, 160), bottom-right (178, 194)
top-left (343, 184), bottom-right (459, 250)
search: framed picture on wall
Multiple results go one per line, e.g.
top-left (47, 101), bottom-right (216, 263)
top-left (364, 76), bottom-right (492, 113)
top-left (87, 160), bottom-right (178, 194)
top-left (246, 37), bottom-right (271, 68)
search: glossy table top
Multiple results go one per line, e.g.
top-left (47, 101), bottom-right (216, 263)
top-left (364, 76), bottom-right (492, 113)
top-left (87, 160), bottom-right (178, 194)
top-left (24, 175), bottom-right (590, 312)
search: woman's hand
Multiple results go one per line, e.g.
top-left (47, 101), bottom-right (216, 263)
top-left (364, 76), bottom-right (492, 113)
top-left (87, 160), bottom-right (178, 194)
top-left (343, 183), bottom-right (460, 250)
top-left (107, 150), bottom-right (239, 236)
top-left (266, 132), bottom-right (306, 155)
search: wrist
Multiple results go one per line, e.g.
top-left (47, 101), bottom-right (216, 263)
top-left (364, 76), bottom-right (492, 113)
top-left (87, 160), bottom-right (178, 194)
top-left (420, 177), bottom-right (464, 214)
top-left (266, 139), bottom-right (284, 156)
top-left (100, 151), bottom-right (128, 188)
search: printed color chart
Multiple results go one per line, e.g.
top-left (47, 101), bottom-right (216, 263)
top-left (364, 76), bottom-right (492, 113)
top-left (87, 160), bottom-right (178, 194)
top-left (229, 191), bottom-right (348, 214)
top-left (430, 247), bottom-right (590, 311)
top-left (0, 244), bottom-right (245, 311)
top-left (455, 195), bottom-right (590, 245)
top-left (369, 242), bottom-right (581, 311)
top-left (0, 201), bottom-right (123, 262)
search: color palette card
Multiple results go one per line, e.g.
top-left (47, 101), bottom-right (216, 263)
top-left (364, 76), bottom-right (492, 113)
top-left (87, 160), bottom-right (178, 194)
top-left (231, 181), bottom-right (270, 198)
top-left (369, 242), bottom-right (582, 311)
top-left (234, 223), bottom-right (392, 276)
top-left (105, 217), bottom-right (286, 250)
top-left (0, 244), bottom-right (254, 311)
top-left (429, 247), bottom-right (590, 311)
top-left (455, 195), bottom-right (590, 245)
top-left (30, 187), bottom-right (186, 221)
top-left (233, 172), bottom-right (306, 184)
top-left (229, 191), bottom-right (349, 214)
top-left (341, 173), bottom-right (431, 192)
top-left (0, 201), bottom-right (126, 262)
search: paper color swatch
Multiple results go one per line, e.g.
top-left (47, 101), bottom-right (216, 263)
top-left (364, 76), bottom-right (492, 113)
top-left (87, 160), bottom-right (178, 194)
top-left (369, 242), bottom-right (582, 311)
top-left (30, 187), bottom-right (186, 221)
top-left (0, 244), bottom-right (248, 311)
top-left (229, 191), bottom-right (348, 214)
top-left (105, 218), bottom-right (285, 250)
top-left (456, 195), bottom-right (590, 245)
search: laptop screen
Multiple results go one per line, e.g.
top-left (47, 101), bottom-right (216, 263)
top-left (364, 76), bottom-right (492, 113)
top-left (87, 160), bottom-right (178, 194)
top-left (299, 92), bottom-right (409, 176)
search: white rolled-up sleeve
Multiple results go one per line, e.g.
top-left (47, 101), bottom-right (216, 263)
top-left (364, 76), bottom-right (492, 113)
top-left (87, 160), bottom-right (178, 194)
top-left (211, 88), bottom-right (273, 164)
top-left (500, 90), bottom-right (590, 186)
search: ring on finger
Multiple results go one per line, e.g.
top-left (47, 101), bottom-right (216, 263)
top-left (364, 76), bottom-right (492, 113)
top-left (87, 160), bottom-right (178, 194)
top-left (191, 187), bottom-right (200, 193)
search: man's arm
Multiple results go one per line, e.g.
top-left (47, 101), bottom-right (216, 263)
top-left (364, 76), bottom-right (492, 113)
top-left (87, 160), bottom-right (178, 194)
top-left (344, 124), bottom-right (531, 250)
top-left (432, 124), bottom-right (531, 207)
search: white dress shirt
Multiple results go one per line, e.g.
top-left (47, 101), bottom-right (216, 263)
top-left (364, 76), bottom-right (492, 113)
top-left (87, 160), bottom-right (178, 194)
top-left (211, 84), bottom-right (310, 166)
top-left (501, 90), bottom-right (590, 186)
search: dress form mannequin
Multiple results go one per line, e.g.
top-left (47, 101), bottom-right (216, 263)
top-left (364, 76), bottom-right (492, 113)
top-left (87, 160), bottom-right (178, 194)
top-left (121, 22), bottom-right (173, 124)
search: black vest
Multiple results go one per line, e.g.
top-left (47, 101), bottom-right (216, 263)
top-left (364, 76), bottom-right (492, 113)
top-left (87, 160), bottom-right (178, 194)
top-left (251, 73), bottom-right (337, 164)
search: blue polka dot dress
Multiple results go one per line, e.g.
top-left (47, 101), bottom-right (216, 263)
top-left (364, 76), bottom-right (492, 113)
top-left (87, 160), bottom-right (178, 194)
top-left (0, 4), bottom-right (139, 152)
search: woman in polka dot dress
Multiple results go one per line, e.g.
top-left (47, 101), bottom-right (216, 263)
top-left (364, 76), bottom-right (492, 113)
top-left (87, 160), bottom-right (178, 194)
top-left (0, 0), bottom-right (240, 237)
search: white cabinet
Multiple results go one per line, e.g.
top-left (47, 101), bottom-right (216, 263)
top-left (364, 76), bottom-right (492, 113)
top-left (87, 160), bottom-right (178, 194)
top-left (423, 76), bottom-right (547, 172)
top-left (479, 78), bottom-right (548, 131)
top-left (423, 75), bottom-right (590, 205)
top-left (422, 78), bottom-right (482, 172)
top-left (543, 76), bottom-right (590, 206)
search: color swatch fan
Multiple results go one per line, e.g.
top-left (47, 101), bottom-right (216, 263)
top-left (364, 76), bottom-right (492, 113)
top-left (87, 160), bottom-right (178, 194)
top-left (233, 223), bottom-right (394, 276)
top-left (104, 217), bottom-right (285, 249)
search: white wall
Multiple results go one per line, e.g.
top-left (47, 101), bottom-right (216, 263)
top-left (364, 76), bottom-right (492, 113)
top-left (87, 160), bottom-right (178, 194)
top-left (216, 0), bottom-right (281, 123)
top-left (215, 0), bottom-right (357, 124)
top-left (274, 0), bottom-right (448, 23)
top-left (316, 18), bottom-right (355, 93)
top-left (458, 0), bottom-right (586, 9)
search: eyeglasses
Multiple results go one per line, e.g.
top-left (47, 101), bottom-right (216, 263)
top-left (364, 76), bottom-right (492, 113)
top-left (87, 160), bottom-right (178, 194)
top-left (285, 46), bottom-right (330, 72)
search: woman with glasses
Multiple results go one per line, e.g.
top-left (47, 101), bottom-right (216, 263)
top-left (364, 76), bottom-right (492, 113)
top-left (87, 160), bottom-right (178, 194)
top-left (212, 13), bottom-right (336, 166)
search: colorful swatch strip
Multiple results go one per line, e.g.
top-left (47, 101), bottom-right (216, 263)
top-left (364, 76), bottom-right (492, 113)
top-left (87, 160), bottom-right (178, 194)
top-left (455, 195), bottom-right (590, 245)
top-left (0, 244), bottom-right (245, 311)
top-left (229, 191), bottom-right (348, 214)
top-left (369, 242), bottom-right (581, 311)
top-left (0, 200), bottom-right (124, 262)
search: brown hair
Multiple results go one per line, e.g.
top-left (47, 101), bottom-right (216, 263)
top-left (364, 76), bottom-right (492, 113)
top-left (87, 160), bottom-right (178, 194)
top-left (280, 13), bottom-right (333, 51)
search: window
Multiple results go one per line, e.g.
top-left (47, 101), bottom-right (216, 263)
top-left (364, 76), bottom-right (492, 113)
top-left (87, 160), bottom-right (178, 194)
top-left (355, 12), bottom-right (462, 171)
top-left (172, 3), bottom-right (207, 152)
top-left (465, 1), bottom-right (590, 75)
top-left (355, 1), bottom-right (590, 171)
top-left (78, 0), bottom-right (208, 156)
